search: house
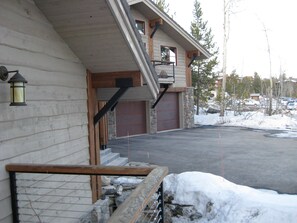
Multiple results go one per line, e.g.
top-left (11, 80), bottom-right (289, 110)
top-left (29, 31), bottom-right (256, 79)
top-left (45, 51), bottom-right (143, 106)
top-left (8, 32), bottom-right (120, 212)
top-left (250, 93), bottom-right (260, 101)
top-left (104, 0), bottom-right (211, 139)
top-left (0, 0), bottom-right (161, 222)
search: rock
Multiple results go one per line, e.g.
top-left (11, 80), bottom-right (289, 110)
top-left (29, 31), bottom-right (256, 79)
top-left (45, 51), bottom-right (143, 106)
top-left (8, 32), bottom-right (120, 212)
top-left (164, 192), bottom-right (174, 204)
top-left (102, 185), bottom-right (117, 195)
top-left (116, 185), bottom-right (123, 196)
top-left (115, 190), bottom-right (133, 207)
top-left (102, 176), bottom-right (111, 186)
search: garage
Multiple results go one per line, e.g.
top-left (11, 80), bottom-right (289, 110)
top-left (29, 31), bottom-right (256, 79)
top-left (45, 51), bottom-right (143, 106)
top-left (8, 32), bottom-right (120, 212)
top-left (157, 93), bottom-right (179, 131)
top-left (116, 101), bottom-right (147, 137)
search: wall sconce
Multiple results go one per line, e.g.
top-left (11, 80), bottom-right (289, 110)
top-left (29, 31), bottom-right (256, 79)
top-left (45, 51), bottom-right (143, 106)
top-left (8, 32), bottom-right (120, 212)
top-left (0, 66), bottom-right (27, 106)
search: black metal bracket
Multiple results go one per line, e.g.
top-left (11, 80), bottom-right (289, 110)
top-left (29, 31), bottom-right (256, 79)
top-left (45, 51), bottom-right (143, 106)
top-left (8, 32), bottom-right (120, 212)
top-left (9, 172), bottom-right (20, 223)
top-left (157, 182), bottom-right (164, 223)
top-left (93, 78), bottom-right (132, 125)
top-left (188, 54), bottom-right (197, 67)
top-left (150, 22), bottom-right (160, 38)
top-left (151, 84), bottom-right (169, 109)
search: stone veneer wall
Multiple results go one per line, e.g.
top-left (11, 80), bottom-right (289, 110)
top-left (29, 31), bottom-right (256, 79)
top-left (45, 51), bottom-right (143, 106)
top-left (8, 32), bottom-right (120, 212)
top-left (149, 100), bottom-right (158, 134)
top-left (108, 111), bottom-right (117, 140)
top-left (183, 87), bottom-right (195, 129)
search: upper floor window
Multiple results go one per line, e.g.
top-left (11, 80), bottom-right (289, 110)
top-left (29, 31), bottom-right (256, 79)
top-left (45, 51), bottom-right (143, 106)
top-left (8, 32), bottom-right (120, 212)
top-left (135, 20), bottom-right (145, 35)
top-left (161, 46), bottom-right (177, 65)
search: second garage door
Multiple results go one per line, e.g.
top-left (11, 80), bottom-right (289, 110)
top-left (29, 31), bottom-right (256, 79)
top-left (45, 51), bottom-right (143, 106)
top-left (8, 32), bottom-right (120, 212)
top-left (116, 101), bottom-right (147, 137)
top-left (157, 93), bottom-right (179, 131)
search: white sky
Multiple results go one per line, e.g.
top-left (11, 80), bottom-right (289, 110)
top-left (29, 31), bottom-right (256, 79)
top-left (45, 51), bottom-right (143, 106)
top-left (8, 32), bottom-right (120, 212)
top-left (169, 0), bottom-right (297, 79)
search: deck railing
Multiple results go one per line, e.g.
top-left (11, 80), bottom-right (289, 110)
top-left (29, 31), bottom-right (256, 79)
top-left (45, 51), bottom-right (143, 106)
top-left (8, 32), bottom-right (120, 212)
top-left (151, 60), bottom-right (175, 84)
top-left (6, 164), bottom-right (168, 223)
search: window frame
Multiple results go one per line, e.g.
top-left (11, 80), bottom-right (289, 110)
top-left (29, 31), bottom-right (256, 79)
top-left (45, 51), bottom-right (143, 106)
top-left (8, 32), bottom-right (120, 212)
top-left (135, 20), bottom-right (145, 35)
top-left (160, 45), bottom-right (177, 65)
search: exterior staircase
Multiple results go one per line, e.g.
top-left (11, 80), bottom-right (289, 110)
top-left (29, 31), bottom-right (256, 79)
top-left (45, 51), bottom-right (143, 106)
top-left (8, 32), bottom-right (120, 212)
top-left (100, 148), bottom-right (128, 166)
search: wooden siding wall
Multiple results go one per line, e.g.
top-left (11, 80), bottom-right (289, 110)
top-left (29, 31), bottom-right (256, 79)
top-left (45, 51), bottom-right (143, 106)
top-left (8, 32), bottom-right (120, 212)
top-left (130, 9), bottom-right (149, 53)
top-left (130, 9), bottom-right (187, 88)
top-left (0, 1), bottom-right (91, 222)
top-left (153, 29), bottom-right (186, 87)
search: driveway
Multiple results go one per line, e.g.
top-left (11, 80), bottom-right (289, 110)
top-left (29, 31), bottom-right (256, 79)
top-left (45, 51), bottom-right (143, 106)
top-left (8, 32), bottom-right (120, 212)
top-left (109, 126), bottom-right (297, 194)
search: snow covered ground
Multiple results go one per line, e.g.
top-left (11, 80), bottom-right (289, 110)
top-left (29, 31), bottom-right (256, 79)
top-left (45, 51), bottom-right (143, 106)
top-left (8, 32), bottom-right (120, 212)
top-left (195, 110), bottom-right (297, 138)
top-left (164, 172), bottom-right (297, 223)
top-left (158, 111), bottom-right (297, 222)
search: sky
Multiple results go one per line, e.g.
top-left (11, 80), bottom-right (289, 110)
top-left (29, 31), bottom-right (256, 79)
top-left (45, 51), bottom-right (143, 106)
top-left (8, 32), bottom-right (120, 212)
top-left (169, 0), bottom-right (297, 79)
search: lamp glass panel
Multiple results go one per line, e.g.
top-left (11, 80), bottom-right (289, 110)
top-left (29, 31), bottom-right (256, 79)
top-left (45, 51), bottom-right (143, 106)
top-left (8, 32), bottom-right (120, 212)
top-left (11, 82), bottom-right (25, 103)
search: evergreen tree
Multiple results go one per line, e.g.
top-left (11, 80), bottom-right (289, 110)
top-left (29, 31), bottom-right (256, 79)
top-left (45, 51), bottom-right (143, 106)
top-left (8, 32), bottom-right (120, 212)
top-left (253, 72), bottom-right (261, 94)
top-left (190, 0), bottom-right (219, 114)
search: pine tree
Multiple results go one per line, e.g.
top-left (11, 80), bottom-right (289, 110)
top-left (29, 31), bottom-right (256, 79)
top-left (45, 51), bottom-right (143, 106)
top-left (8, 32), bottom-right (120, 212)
top-left (191, 0), bottom-right (219, 114)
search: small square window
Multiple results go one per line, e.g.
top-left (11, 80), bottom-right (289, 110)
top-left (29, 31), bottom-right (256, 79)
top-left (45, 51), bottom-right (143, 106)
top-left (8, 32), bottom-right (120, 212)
top-left (135, 20), bottom-right (145, 35)
top-left (161, 46), bottom-right (177, 65)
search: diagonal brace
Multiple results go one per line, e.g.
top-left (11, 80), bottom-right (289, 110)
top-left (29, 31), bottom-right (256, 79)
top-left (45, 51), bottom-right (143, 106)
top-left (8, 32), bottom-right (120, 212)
top-left (188, 54), bottom-right (197, 67)
top-left (151, 84), bottom-right (169, 109)
top-left (150, 22), bottom-right (160, 38)
top-left (94, 87), bottom-right (128, 125)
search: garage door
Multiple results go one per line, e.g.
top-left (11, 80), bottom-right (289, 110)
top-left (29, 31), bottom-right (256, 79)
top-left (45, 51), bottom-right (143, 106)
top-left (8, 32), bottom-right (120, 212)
top-left (157, 93), bottom-right (179, 131)
top-left (116, 101), bottom-right (147, 137)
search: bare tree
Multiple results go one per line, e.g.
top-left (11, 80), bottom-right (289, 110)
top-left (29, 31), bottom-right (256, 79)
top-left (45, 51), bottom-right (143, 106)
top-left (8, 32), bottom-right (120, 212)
top-left (220, 0), bottom-right (241, 116)
top-left (262, 24), bottom-right (273, 116)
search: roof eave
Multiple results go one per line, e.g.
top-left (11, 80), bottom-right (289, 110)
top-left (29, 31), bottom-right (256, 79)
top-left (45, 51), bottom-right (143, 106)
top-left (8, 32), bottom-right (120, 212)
top-left (107, 0), bottom-right (159, 99)
top-left (132, 0), bottom-right (211, 59)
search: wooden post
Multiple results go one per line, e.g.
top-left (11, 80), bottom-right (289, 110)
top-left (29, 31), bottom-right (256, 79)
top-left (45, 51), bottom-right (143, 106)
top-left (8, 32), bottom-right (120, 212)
top-left (86, 70), bottom-right (102, 202)
top-left (98, 101), bottom-right (108, 150)
top-left (185, 52), bottom-right (192, 87)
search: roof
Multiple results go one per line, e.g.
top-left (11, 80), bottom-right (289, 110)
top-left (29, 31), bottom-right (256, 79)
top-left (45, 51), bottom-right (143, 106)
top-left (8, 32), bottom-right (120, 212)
top-left (34, 0), bottom-right (159, 100)
top-left (127, 0), bottom-right (211, 59)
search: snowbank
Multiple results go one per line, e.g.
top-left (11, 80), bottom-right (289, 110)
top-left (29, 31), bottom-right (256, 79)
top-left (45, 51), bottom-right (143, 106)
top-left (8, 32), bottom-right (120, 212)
top-left (195, 111), bottom-right (297, 133)
top-left (164, 172), bottom-right (297, 223)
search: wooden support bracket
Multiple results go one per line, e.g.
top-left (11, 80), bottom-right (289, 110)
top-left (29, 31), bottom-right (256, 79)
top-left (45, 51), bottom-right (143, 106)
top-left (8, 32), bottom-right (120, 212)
top-left (149, 18), bottom-right (163, 38)
top-left (92, 71), bottom-right (141, 88)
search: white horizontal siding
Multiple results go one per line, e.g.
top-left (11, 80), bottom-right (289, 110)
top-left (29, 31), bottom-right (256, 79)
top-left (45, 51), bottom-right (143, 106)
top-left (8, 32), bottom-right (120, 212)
top-left (0, 1), bottom-right (91, 222)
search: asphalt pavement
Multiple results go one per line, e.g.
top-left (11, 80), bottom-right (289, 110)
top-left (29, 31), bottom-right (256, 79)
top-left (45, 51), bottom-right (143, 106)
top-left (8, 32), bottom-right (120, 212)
top-left (109, 126), bottom-right (297, 194)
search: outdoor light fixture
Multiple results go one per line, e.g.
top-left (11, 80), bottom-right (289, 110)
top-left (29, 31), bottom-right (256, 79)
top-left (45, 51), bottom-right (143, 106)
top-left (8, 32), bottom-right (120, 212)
top-left (0, 66), bottom-right (27, 106)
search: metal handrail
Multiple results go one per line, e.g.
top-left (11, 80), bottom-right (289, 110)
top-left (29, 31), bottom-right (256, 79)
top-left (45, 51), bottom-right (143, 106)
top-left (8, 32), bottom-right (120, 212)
top-left (6, 164), bottom-right (168, 223)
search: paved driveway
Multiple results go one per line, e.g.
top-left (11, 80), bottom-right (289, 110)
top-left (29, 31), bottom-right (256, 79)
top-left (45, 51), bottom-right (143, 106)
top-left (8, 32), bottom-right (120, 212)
top-left (109, 126), bottom-right (297, 194)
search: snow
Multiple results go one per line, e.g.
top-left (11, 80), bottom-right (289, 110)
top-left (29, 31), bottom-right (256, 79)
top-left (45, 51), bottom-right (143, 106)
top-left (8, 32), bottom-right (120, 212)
top-left (195, 111), bottom-right (297, 137)
top-left (159, 111), bottom-right (296, 222)
top-left (164, 172), bottom-right (297, 222)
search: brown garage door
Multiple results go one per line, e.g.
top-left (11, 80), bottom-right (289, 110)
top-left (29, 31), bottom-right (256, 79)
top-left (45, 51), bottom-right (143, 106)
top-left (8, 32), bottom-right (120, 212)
top-left (116, 101), bottom-right (147, 137)
top-left (157, 93), bottom-right (179, 131)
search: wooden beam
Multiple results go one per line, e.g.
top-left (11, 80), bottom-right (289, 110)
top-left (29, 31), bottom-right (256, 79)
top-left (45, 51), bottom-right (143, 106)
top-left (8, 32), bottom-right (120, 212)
top-left (98, 101), bottom-right (108, 150)
top-left (148, 23), bottom-right (154, 59)
top-left (87, 70), bottom-right (101, 202)
top-left (92, 71), bottom-right (142, 88)
top-left (108, 166), bottom-right (168, 223)
top-left (186, 50), bottom-right (200, 59)
top-left (185, 52), bottom-right (192, 87)
top-left (163, 87), bottom-right (187, 93)
top-left (5, 163), bottom-right (156, 176)
top-left (149, 18), bottom-right (163, 28)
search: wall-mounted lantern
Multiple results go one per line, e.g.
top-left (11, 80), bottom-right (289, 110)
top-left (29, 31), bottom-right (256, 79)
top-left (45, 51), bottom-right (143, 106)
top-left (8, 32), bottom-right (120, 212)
top-left (0, 66), bottom-right (28, 106)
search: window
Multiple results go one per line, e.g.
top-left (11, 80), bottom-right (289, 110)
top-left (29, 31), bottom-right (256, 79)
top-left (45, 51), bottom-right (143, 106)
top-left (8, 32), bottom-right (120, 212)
top-left (135, 20), bottom-right (145, 35)
top-left (161, 46), bottom-right (177, 65)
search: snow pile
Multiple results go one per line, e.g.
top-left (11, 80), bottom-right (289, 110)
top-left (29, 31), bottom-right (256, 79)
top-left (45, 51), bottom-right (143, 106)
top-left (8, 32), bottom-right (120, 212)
top-left (195, 111), bottom-right (297, 131)
top-left (164, 172), bottom-right (297, 223)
